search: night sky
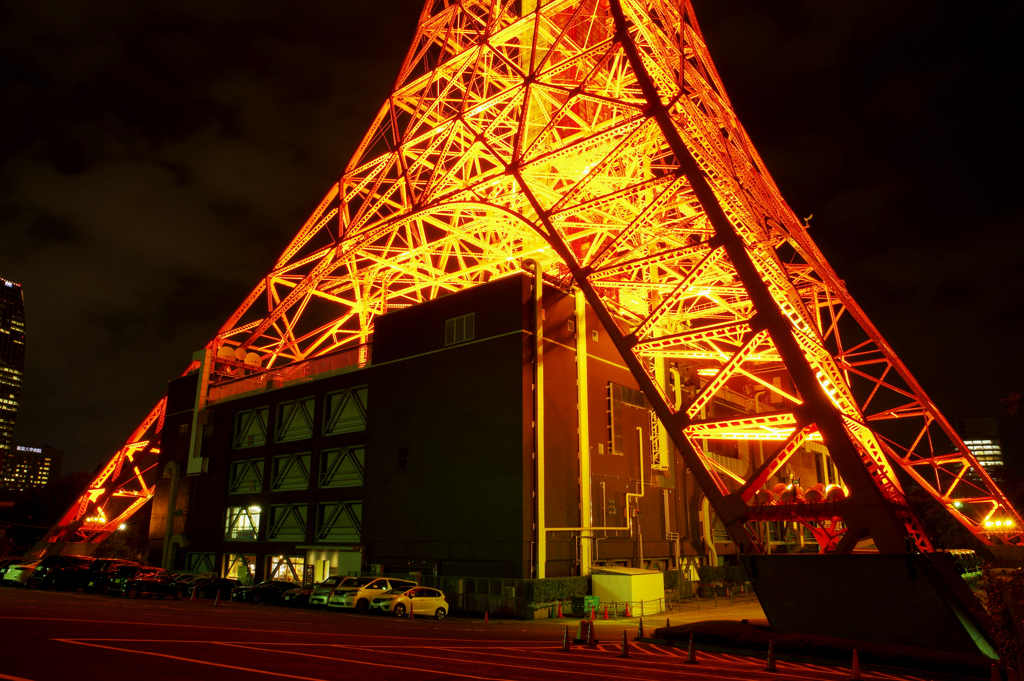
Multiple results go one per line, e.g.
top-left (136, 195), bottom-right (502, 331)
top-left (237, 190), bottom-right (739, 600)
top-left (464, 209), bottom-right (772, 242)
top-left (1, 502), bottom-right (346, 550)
top-left (1, 0), bottom-right (1022, 476)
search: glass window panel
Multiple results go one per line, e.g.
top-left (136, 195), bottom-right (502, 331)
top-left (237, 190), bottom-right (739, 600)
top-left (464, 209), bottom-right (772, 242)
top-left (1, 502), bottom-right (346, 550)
top-left (224, 505), bottom-right (261, 540)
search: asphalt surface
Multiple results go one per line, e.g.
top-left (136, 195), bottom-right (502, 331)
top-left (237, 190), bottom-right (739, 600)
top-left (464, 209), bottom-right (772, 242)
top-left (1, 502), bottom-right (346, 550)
top-left (0, 586), bottom-right (937, 681)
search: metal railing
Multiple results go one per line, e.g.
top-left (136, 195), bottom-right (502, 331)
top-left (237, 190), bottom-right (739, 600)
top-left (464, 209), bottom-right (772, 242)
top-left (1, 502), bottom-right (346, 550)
top-left (209, 345), bottom-right (370, 404)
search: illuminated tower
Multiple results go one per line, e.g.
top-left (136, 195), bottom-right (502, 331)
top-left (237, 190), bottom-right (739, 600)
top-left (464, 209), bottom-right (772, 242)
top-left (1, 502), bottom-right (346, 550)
top-left (41, 0), bottom-right (1020, 606)
top-left (0, 277), bottom-right (25, 467)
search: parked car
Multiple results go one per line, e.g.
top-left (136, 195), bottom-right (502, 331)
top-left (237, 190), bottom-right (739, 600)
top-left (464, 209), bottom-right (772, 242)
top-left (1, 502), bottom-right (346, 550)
top-left (188, 577), bottom-right (240, 600)
top-left (108, 565), bottom-right (184, 599)
top-left (230, 580), bottom-right (295, 605)
top-left (282, 584), bottom-right (315, 607)
top-left (171, 572), bottom-right (214, 586)
top-left (1, 560), bottom-right (39, 586)
top-left (328, 577), bottom-right (418, 614)
top-left (85, 559), bottom-right (139, 594)
top-left (27, 555), bottom-right (95, 591)
top-left (305, 576), bottom-right (356, 609)
top-left (371, 586), bottom-right (449, 620)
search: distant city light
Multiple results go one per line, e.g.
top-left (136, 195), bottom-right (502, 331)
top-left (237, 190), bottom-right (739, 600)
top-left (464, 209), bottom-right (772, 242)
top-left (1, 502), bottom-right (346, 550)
top-left (119, 524), bottom-right (127, 530)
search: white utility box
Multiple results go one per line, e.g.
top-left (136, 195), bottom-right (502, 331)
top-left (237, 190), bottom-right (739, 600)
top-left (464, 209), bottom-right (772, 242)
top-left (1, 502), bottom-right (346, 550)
top-left (591, 567), bottom-right (665, 613)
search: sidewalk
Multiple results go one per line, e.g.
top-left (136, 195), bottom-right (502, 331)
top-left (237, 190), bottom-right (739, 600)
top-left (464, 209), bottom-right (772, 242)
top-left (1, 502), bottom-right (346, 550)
top-left (664, 598), bottom-right (766, 625)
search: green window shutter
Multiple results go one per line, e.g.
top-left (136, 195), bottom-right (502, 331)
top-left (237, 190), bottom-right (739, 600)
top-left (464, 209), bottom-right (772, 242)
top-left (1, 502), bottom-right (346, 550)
top-left (233, 407), bottom-right (268, 448)
top-left (228, 459), bottom-right (265, 494)
top-left (324, 386), bottom-right (368, 435)
top-left (277, 397), bottom-right (315, 442)
top-left (316, 501), bottom-right (362, 542)
top-left (319, 446), bottom-right (364, 488)
top-left (271, 452), bottom-right (311, 491)
top-left (268, 504), bottom-right (308, 541)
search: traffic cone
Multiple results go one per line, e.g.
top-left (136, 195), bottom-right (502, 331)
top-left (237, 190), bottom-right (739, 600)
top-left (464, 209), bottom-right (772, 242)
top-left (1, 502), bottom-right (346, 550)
top-left (684, 633), bottom-right (698, 664)
top-left (590, 604), bottom-right (595, 621)
top-left (190, 587), bottom-right (196, 602)
top-left (213, 590), bottom-right (221, 607)
top-left (484, 610), bottom-right (489, 624)
top-left (666, 617), bottom-right (670, 629)
top-left (561, 624), bottom-right (570, 652)
top-left (618, 630), bottom-right (630, 658)
top-left (765, 640), bottom-right (777, 672)
top-left (623, 602), bottom-right (631, 618)
top-left (604, 605), bottom-right (609, 620)
top-left (850, 649), bottom-right (862, 681)
top-left (991, 664), bottom-right (1001, 681)
top-left (637, 618), bottom-right (644, 638)
top-left (557, 601), bottom-right (563, 618)
top-left (1008, 667), bottom-right (1019, 681)
top-left (585, 620), bottom-right (597, 647)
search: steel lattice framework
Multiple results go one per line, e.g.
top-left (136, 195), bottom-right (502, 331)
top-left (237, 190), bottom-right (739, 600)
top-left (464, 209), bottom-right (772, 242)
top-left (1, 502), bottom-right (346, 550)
top-left (41, 0), bottom-right (1021, 553)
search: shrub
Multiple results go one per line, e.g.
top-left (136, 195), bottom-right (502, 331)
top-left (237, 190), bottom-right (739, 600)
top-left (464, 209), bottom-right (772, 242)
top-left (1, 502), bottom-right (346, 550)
top-left (525, 575), bottom-right (590, 606)
top-left (697, 565), bottom-right (748, 586)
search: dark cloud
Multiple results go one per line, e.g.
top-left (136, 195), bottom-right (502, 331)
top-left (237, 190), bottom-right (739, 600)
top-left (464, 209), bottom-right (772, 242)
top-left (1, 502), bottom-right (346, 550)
top-left (696, 0), bottom-right (1024, 445)
top-left (1, 0), bottom-right (1023, 473)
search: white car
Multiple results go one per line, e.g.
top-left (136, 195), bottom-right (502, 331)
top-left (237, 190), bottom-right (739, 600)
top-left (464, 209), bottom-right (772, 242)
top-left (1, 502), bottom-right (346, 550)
top-left (327, 577), bottom-right (418, 614)
top-left (1, 560), bottom-right (39, 586)
top-left (371, 586), bottom-right (449, 620)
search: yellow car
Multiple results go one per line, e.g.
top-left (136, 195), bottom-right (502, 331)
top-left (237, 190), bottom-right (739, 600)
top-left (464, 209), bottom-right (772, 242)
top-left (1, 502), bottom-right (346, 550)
top-left (371, 586), bottom-right (449, 620)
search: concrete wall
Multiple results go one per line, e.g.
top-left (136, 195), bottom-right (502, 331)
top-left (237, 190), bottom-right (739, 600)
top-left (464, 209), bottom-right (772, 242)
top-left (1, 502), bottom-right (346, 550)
top-left (742, 553), bottom-right (995, 657)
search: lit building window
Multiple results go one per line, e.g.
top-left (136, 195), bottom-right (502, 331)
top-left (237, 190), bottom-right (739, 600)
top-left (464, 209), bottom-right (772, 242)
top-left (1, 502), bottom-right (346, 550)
top-left (224, 506), bottom-right (261, 540)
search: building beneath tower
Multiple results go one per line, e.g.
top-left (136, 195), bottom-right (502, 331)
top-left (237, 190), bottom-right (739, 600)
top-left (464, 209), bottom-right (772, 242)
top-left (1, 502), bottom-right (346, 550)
top-left (0, 278), bottom-right (25, 466)
top-left (147, 273), bottom-right (841, 609)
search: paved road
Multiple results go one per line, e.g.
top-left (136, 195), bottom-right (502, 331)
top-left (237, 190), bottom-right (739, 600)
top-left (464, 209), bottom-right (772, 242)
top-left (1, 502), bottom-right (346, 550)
top-left (0, 587), bottom-right (934, 681)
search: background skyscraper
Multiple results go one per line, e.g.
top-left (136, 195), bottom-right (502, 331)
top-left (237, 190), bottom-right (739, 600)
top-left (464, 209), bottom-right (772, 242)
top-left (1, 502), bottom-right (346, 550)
top-left (0, 277), bottom-right (25, 465)
top-left (956, 418), bottom-right (1004, 469)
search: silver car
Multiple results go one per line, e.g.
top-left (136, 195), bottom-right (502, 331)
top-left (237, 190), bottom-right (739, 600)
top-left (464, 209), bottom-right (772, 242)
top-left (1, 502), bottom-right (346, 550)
top-left (328, 577), bottom-right (418, 614)
top-left (306, 575), bottom-right (355, 608)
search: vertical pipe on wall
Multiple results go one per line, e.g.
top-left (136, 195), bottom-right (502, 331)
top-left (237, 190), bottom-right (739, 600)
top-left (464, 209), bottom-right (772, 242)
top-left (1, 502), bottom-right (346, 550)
top-left (525, 260), bottom-right (546, 580)
top-left (636, 426), bottom-right (645, 568)
top-left (160, 462), bottom-right (180, 571)
top-left (186, 347), bottom-right (212, 476)
top-left (575, 288), bottom-right (592, 577)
